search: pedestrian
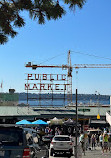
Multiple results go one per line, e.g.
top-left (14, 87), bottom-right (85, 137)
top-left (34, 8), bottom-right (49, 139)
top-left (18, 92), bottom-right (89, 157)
top-left (55, 127), bottom-right (59, 135)
top-left (108, 134), bottom-right (111, 152)
top-left (91, 134), bottom-right (96, 150)
top-left (49, 127), bottom-right (52, 134)
top-left (88, 132), bottom-right (91, 145)
top-left (45, 127), bottom-right (49, 135)
top-left (99, 133), bottom-right (103, 149)
top-left (96, 134), bottom-right (99, 146)
top-left (103, 131), bottom-right (108, 153)
top-left (87, 132), bottom-right (91, 150)
top-left (79, 132), bottom-right (84, 152)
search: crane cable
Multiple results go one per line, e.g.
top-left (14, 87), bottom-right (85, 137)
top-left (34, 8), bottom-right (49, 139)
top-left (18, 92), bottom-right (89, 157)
top-left (39, 50), bottom-right (111, 66)
top-left (70, 50), bottom-right (111, 61)
top-left (39, 51), bottom-right (67, 65)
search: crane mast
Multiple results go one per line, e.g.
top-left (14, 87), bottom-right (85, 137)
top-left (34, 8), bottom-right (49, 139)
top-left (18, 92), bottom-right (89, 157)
top-left (67, 50), bottom-right (72, 105)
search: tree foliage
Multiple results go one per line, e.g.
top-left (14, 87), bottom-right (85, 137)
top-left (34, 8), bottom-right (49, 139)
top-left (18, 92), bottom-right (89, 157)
top-left (0, 0), bottom-right (86, 44)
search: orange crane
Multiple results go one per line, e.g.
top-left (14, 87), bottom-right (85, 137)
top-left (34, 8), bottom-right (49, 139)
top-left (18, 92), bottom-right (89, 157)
top-left (25, 50), bottom-right (111, 104)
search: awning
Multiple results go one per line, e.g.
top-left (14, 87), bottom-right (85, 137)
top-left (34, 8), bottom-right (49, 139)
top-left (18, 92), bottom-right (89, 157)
top-left (91, 120), bottom-right (106, 124)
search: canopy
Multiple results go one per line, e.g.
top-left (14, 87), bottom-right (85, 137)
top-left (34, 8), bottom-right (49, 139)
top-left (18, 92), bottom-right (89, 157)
top-left (64, 118), bottom-right (75, 125)
top-left (50, 117), bottom-right (63, 125)
top-left (16, 119), bottom-right (32, 125)
top-left (32, 119), bottom-right (48, 125)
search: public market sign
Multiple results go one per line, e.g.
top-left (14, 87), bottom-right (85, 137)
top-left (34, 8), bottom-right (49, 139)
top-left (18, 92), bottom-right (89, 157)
top-left (25, 73), bottom-right (68, 91)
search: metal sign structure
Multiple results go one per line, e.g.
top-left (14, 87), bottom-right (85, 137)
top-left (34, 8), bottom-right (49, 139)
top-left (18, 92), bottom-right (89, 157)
top-left (25, 73), bottom-right (68, 91)
top-left (25, 73), bottom-right (70, 106)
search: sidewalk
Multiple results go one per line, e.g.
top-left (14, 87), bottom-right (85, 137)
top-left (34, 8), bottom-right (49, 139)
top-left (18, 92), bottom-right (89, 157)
top-left (82, 147), bottom-right (111, 158)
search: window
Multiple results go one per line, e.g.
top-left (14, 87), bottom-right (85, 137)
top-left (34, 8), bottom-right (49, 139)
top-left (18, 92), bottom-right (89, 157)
top-left (0, 127), bottom-right (23, 146)
top-left (54, 137), bottom-right (70, 141)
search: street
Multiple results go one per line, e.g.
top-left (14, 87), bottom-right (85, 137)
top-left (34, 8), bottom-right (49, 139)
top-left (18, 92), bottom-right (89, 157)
top-left (82, 147), bottom-right (111, 158)
top-left (49, 152), bottom-right (74, 158)
top-left (49, 146), bottom-right (111, 158)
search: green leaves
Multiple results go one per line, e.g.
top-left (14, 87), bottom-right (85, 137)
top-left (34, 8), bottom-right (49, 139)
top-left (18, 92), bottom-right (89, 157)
top-left (0, 0), bottom-right (86, 44)
top-left (0, 33), bottom-right (8, 44)
top-left (29, 0), bottom-right (65, 24)
top-left (14, 16), bottom-right (25, 27)
top-left (64, 0), bottom-right (86, 10)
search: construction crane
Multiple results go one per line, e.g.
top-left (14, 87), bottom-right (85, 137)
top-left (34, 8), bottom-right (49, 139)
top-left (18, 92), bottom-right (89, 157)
top-left (25, 50), bottom-right (111, 104)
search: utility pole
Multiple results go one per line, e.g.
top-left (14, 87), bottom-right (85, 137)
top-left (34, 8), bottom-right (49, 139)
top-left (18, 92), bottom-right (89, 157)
top-left (27, 79), bottom-right (28, 105)
top-left (75, 88), bottom-right (78, 158)
top-left (110, 96), bottom-right (111, 133)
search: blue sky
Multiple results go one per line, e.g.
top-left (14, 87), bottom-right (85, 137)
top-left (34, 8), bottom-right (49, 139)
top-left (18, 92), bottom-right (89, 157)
top-left (0, 0), bottom-right (111, 95)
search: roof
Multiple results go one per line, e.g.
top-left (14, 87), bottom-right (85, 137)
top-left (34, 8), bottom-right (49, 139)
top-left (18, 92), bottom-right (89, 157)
top-left (0, 105), bottom-right (110, 119)
top-left (77, 106), bottom-right (109, 116)
top-left (0, 105), bottom-right (40, 116)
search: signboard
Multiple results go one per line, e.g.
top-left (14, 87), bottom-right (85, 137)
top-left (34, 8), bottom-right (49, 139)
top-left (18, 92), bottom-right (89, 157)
top-left (25, 73), bottom-right (69, 91)
top-left (83, 125), bottom-right (89, 131)
top-left (26, 74), bottom-right (67, 81)
top-left (78, 108), bottom-right (90, 112)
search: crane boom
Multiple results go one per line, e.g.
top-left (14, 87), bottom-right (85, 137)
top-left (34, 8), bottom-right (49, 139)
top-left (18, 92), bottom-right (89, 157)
top-left (25, 63), bottom-right (111, 69)
top-left (73, 64), bottom-right (111, 69)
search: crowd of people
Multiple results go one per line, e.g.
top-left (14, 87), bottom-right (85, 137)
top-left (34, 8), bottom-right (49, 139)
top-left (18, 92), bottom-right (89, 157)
top-left (33, 125), bottom-right (111, 156)
top-left (79, 130), bottom-right (111, 154)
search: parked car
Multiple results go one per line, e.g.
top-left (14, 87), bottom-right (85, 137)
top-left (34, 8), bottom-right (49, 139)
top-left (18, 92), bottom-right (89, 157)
top-left (23, 127), bottom-right (49, 158)
top-left (0, 125), bottom-right (30, 158)
top-left (50, 135), bottom-right (73, 157)
top-left (42, 135), bottom-right (54, 147)
top-left (0, 125), bottom-right (48, 158)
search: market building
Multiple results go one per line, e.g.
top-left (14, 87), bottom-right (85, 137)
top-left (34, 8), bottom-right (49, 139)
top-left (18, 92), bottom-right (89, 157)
top-left (0, 104), bottom-right (109, 130)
